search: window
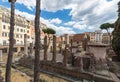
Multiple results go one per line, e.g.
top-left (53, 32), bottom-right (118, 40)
top-left (2, 48), bottom-right (7, 53)
top-left (27, 30), bottom-right (29, 33)
top-left (3, 40), bottom-right (6, 45)
top-left (17, 28), bottom-right (19, 32)
top-left (13, 48), bottom-right (17, 52)
top-left (5, 33), bottom-right (7, 37)
top-left (20, 35), bottom-right (22, 38)
top-left (3, 25), bottom-right (6, 29)
top-left (16, 34), bottom-right (19, 38)
top-left (21, 29), bottom-right (23, 32)
top-left (2, 32), bottom-right (7, 37)
top-left (21, 47), bottom-right (24, 51)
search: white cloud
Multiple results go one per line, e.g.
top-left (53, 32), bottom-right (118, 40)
top-left (15, 9), bottom-right (75, 35)
top-left (73, 23), bottom-right (87, 30)
top-left (64, 21), bottom-right (76, 26)
top-left (2, 0), bottom-right (120, 33)
top-left (56, 26), bottom-right (76, 35)
top-left (17, 0), bottom-right (119, 27)
top-left (40, 18), bottom-right (76, 35)
top-left (15, 9), bottom-right (35, 20)
top-left (88, 26), bottom-right (96, 30)
top-left (49, 18), bottom-right (62, 24)
top-left (16, 0), bottom-right (35, 10)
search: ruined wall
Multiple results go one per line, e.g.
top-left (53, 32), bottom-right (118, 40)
top-left (40, 61), bottom-right (114, 82)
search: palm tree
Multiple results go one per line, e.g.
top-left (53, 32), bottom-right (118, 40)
top-left (100, 23), bottom-right (114, 45)
top-left (5, 0), bottom-right (16, 82)
top-left (34, 0), bottom-right (41, 82)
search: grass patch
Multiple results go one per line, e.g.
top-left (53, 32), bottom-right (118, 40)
top-left (0, 66), bottom-right (31, 82)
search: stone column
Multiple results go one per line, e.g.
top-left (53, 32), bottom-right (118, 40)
top-left (89, 53), bottom-right (95, 72)
top-left (50, 46), bottom-right (53, 53)
top-left (63, 45), bottom-right (71, 66)
top-left (80, 57), bottom-right (83, 71)
top-left (70, 39), bottom-right (75, 66)
top-left (63, 49), bottom-right (67, 66)
top-left (71, 53), bottom-right (74, 66)
top-left (0, 70), bottom-right (4, 82)
top-left (59, 36), bottom-right (63, 53)
top-left (0, 50), bottom-right (2, 63)
top-left (70, 39), bottom-right (73, 53)
top-left (24, 34), bottom-right (28, 55)
top-left (52, 35), bottom-right (56, 62)
top-left (58, 44), bottom-right (62, 53)
top-left (66, 34), bottom-right (69, 44)
top-left (29, 43), bottom-right (33, 56)
top-left (44, 35), bottom-right (47, 61)
top-left (82, 37), bottom-right (88, 51)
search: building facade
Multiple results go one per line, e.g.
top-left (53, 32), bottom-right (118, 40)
top-left (0, 6), bottom-right (47, 46)
top-left (95, 30), bottom-right (103, 43)
top-left (84, 32), bottom-right (95, 42)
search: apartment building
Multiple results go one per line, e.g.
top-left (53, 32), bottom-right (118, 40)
top-left (0, 6), bottom-right (47, 46)
top-left (84, 32), bottom-right (95, 42)
top-left (95, 30), bottom-right (103, 43)
top-left (31, 22), bottom-right (47, 44)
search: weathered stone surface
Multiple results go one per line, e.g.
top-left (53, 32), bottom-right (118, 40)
top-left (39, 61), bottom-right (115, 82)
top-left (0, 70), bottom-right (4, 82)
top-left (52, 35), bottom-right (56, 62)
top-left (24, 34), bottom-right (28, 55)
top-left (29, 43), bottom-right (33, 56)
top-left (44, 35), bottom-right (47, 61)
top-left (62, 45), bottom-right (72, 66)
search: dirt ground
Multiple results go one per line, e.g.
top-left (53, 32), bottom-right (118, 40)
top-left (1, 67), bottom-right (31, 82)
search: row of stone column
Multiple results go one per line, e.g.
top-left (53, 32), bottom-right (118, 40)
top-left (43, 35), bottom-right (56, 62)
top-left (43, 34), bottom-right (73, 67)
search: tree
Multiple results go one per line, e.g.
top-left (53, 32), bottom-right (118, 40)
top-left (42, 28), bottom-right (56, 60)
top-left (5, 0), bottom-right (16, 82)
top-left (100, 23), bottom-right (114, 45)
top-left (112, 1), bottom-right (120, 59)
top-left (34, 0), bottom-right (41, 82)
top-left (42, 28), bottom-right (56, 34)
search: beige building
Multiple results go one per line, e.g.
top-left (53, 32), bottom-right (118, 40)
top-left (85, 32), bottom-right (95, 42)
top-left (0, 6), bottom-right (32, 45)
top-left (0, 6), bottom-right (47, 46)
top-left (102, 33), bottom-right (112, 44)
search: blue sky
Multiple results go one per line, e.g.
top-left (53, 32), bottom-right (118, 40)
top-left (0, 0), bottom-right (119, 35)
